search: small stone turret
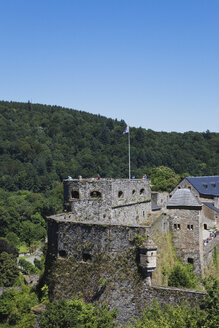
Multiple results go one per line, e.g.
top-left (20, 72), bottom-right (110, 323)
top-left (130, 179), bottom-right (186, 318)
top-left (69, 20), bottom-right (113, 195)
top-left (139, 236), bottom-right (157, 286)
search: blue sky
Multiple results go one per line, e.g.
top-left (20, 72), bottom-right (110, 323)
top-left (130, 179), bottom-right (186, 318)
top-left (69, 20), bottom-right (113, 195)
top-left (0, 0), bottom-right (219, 132)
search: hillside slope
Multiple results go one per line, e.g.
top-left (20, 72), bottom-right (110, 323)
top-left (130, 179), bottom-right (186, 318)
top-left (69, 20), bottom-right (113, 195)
top-left (0, 100), bottom-right (219, 192)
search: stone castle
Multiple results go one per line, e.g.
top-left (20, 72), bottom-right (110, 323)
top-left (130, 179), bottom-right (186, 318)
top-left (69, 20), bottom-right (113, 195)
top-left (45, 176), bottom-right (219, 324)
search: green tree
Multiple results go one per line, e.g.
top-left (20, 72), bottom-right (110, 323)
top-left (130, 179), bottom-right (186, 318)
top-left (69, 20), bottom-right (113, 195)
top-left (200, 276), bottom-right (219, 328)
top-left (0, 251), bottom-right (19, 287)
top-left (0, 286), bottom-right (38, 327)
top-left (149, 166), bottom-right (181, 192)
top-left (168, 263), bottom-right (199, 289)
top-left (126, 300), bottom-right (204, 328)
top-left (39, 298), bottom-right (117, 328)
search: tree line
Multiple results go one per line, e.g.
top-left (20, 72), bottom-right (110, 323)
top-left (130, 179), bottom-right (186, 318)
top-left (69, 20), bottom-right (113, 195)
top-left (0, 101), bottom-right (218, 193)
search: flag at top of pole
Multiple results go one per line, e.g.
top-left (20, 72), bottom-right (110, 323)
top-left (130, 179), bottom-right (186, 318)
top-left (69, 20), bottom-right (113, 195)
top-left (123, 126), bottom-right (129, 134)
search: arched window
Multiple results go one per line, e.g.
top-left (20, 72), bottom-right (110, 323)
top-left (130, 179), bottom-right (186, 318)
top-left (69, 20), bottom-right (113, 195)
top-left (204, 224), bottom-right (207, 230)
top-left (71, 189), bottom-right (79, 199)
top-left (132, 190), bottom-right (136, 195)
top-left (118, 191), bottom-right (123, 198)
top-left (90, 190), bottom-right (102, 199)
top-left (140, 188), bottom-right (145, 195)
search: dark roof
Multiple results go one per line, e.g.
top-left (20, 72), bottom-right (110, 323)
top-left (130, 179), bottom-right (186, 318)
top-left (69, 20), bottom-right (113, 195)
top-left (167, 189), bottom-right (202, 209)
top-left (186, 176), bottom-right (219, 197)
top-left (203, 202), bottom-right (219, 213)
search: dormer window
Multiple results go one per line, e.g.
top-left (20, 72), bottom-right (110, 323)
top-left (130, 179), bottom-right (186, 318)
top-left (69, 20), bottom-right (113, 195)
top-left (202, 183), bottom-right (208, 189)
top-left (211, 182), bottom-right (216, 188)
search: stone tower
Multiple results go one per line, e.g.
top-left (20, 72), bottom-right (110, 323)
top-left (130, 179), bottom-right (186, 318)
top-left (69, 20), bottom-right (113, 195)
top-left (63, 178), bottom-right (151, 225)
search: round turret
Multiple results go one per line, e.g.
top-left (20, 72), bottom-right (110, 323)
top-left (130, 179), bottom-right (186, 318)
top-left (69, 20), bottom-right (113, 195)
top-left (138, 236), bottom-right (157, 286)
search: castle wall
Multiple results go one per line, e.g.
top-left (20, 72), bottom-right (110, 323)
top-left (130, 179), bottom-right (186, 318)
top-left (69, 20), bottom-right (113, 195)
top-left (46, 218), bottom-right (205, 325)
top-left (152, 192), bottom-right (169, 208)
top-left (166, 209), bottom-right (203, 275)
top-left (63, 178), bottom-right (151, 225)
top-left (201, 206), bottom-right (216, 230)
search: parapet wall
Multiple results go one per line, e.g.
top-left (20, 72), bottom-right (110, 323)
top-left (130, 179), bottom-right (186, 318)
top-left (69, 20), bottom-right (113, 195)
top-left (63, 178), bottom-right (151, 225)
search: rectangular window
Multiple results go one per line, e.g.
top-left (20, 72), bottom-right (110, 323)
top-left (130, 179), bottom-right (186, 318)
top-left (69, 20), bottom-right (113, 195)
top-left (174, 224), bottom-right (180, 230)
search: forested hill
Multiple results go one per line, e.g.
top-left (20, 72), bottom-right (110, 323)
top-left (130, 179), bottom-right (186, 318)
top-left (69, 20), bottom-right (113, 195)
top-left (0, 100), bottom-right (219, 193)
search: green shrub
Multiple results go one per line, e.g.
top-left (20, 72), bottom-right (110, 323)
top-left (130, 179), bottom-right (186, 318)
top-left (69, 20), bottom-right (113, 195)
top-left (19, 258), bottom-right (39, 274)
top-left (168, 263), bottom-right (199, 289)
top-left (0, 286), bottom-right (38, 327)
top-left (39, 298), bottom-right (117, 328)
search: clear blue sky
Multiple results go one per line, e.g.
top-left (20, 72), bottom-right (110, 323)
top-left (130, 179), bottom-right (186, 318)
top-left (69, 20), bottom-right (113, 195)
top-left (0, 0), bottom-right (219, 132)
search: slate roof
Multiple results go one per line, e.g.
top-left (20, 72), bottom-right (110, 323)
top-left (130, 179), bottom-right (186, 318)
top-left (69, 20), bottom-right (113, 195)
top-left (186, 176), bottom-right (219, 197)
top-left (167, 189), bottom-right (202, 208)
top-left (203, 202), bottom-right (219, 213)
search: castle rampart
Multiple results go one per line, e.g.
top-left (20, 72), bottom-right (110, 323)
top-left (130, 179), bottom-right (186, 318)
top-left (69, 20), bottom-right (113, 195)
top-left (63, 178), bottom-right (151, 225)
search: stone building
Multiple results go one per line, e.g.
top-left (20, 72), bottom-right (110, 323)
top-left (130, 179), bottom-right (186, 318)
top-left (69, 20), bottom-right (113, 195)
top-left (63, 178), bottom-right (151, 225)
top-left (171, 176), bottom-right (219, 210)
top-left (45, 177), bottom-right (207, 324)
top-left (166, 188), bottom-right (203, 275)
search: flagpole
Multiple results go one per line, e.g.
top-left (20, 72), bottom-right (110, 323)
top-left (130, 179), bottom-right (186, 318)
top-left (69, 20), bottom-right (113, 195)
top-left (128, 127), bottom-right (131, 180)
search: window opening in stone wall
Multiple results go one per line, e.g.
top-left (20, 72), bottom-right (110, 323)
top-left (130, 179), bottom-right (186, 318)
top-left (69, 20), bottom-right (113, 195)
top-left (132, 190), bottom-right (136, 195)
top-left (118, 191), bottom-right (123, 198)
top-left (143, 211), bottom-right (145, 217)
top-left (188, 258), bottom-right (194, 264)
top-left (178, 186), bottom-right (181, 189)
top-left (204, 224), bottom-right (207, 230)
top-left (90, 191), bottom-right (102, 199)
top-left (174, 224), bottom-right (180, 230)
top-left (140, 188), bottom-right (145, 195)
top-left (59, 250), bottom-right (67, 258)
top-left (187, 225), bottom-right (193, 230)
top-left (71, 190), bottom-right (79, 199)
top-left (82, 253), bottom-right (92, 262)
top-left (188, 186), bottom-right (191, 190)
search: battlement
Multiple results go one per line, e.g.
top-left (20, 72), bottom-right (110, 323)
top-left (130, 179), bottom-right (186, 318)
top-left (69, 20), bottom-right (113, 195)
top-left (63, 178), bottom-right (151, 225)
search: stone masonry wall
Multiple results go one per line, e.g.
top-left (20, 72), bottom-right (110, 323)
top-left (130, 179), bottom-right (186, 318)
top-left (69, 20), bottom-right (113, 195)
top-left (63, 179), bottom-right (151, 225)
top-left (46, 217), bottom-right (205, 325)
top-left (170, 179), bottom-right (200, 198)
top-left (166, 209), bottom-right (203, 275)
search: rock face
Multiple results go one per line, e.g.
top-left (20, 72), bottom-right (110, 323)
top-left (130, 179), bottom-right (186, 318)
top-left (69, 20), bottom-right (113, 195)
top-left (45, 178), bottom-right (206, 325)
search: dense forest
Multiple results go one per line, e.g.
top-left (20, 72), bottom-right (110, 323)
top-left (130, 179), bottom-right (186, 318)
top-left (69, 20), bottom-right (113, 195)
top-left (0, 100), bottom-right (219, 193)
